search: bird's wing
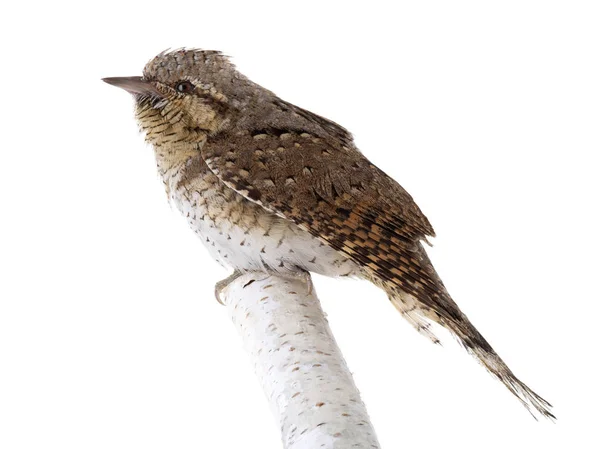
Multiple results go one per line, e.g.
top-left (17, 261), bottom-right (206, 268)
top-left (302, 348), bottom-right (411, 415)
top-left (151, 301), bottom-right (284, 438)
top-left (201, 127), bottom-right (556, 422)
top-left (201, 129), bottom-right (445, 305)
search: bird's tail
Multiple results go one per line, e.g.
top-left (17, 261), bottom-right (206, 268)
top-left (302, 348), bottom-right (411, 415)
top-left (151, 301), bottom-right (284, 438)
top-left (389, 291), bottom-right (555, 420)
top-left (444, 311), bottom-right (555, 420)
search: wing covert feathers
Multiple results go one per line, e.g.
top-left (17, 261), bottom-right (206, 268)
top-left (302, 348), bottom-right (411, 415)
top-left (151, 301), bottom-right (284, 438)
top-left (201, 128), bottom-right (553, 420)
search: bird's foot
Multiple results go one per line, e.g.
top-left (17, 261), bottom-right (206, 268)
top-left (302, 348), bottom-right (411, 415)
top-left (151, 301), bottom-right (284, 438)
top-left (274, 269), bottom-right (314, 296)
top-left (215, 269), bottom-right (314, 305)
top-left (214, 270), bottom-right (243, 305)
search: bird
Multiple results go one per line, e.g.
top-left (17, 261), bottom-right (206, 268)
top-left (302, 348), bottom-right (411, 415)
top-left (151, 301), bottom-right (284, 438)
top-left (103, 48), bottom-right (554, 420)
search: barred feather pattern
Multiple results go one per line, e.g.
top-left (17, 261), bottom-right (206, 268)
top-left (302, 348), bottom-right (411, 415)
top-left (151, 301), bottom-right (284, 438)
top-left (130, 48), bottom-right (554, 420)
top-left (201, 129), bottom-right (554, 420)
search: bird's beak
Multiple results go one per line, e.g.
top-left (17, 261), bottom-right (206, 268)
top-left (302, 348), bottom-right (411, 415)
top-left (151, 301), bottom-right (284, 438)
top-left (102, 76), bottom-right (163, 98)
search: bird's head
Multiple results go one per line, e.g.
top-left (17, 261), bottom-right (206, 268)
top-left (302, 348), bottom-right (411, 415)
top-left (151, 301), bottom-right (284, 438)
top-left (103, 49), bottom-right (263, 148)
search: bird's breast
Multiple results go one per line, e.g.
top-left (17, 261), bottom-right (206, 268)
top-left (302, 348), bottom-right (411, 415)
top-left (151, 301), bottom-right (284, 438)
top-left (164, 156), bottom-right (360, 277)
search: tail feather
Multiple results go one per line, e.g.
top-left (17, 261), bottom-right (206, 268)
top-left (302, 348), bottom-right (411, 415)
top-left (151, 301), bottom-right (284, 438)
top-left (389, 291), bottom-right (555, 420)
top-left (389, 294), bottom-right (441, 345)
top-left (446, 313), bottom-right (555, 420)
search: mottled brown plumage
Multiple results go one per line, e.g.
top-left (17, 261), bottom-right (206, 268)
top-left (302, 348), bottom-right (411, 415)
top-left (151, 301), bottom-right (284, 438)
top-left (103, 48), bottom-right (553, 419)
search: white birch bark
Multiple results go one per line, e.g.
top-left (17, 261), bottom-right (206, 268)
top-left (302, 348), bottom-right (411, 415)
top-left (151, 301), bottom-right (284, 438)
top-left (221, 272), bottom-right (381, 449)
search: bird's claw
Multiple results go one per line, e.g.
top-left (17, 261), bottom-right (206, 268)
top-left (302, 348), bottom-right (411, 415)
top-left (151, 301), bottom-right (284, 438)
top-left (214, 270), bottom-right (243, 305)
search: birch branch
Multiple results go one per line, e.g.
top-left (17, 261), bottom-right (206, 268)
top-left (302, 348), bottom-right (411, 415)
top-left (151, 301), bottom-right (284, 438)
top-left (222, 272), bottom-right (381, 449)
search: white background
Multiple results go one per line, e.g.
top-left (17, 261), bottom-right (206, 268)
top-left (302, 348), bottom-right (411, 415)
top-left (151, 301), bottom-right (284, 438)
top-left (1, 1), bottom-right (599, 448)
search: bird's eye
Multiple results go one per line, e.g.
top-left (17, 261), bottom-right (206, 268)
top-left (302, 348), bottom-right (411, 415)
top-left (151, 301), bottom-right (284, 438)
top-left (176, 81), bottom-right (194, 94)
